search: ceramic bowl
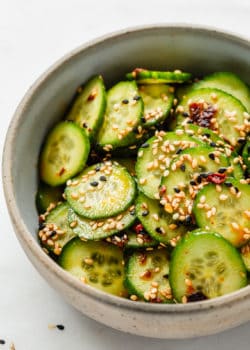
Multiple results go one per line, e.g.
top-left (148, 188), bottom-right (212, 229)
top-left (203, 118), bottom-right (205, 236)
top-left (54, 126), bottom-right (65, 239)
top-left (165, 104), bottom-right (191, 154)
top-left (3, 25), bottom-right (250, 339)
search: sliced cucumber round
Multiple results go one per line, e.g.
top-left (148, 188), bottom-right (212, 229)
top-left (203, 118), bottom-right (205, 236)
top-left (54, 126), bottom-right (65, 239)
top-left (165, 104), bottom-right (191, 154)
top-left (65, 162), bottom-right (136, 219)
top-left (38, 202), bottom-right (76, 255)
top-left (125, 248), bottom-right (173, 302)
top-left (65, 75), bottom-right (106, 142)
top-left (136, 131), bottom-right (202, 199)
top-left (138, 84), bottom-right (174, 127)
top-left (40, 121), bottom-right (90, 186)
top-left (59, 238), bottom-right (126, 296)
top-left (169, 231), bottom-right (247, 302)
top-left (193, 72), bottom-right (250, 112)
top-left (136, 193), bottom-right (188, 245)
top-left (68, 205), bottom-right (136, 240)
top-left (193, 180), bottom-right (250, 247)
top-left (97, 81), bottom-right (143, 149)
top-left (175, 88), bottom-right (249, 148)
top-left (161, 146), bottom-right (229, 220)
top-left (126, 69), bottom-right (191, 84)
top-left (36, 182), bottom-right (63, 214)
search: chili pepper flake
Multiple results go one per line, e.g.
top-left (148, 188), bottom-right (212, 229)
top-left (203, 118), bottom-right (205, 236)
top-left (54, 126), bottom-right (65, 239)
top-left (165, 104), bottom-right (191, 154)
top-left (207, 173), bottom-right (226, 184)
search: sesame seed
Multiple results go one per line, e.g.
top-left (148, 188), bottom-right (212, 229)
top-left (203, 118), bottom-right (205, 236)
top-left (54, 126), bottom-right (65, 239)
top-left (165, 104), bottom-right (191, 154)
top-left (130, 294), bottom-right (138, 301)
top-left (90, 181), bottom-right (98, 187)
top-left (84, 258), bottom-right (94, 265)
top-left (219, 194), bottom-right (228, 201)
top-left (70, 221), bottom-right (78, 228)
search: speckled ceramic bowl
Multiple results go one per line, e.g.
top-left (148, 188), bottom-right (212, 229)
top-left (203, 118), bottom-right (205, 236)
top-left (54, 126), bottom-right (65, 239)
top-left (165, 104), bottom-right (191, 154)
top-left (3, 25), bottom-right (250, 339)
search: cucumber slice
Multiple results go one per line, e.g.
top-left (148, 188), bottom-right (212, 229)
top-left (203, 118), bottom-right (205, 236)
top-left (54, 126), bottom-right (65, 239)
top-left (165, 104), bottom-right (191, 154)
top-left (126, 69), bottom-right (191, 84)
top-left (65, 162), bottom-right (136, 219)
top-left (161, 146), bottom-right (229, 220)
top-left (125, 248), bottom-right (173, 302)
top-left (175, 88), bottom-right (249, 148)
top-left (136, 131), bottom-right (202, 199)
top-left (181, 125), bottom-right (245, 179)
top-left (241, 243), bottom-right (250, 271)
top-left (59, 238), bottom-right (126, 296)
top-left (169, 231), bottom-right (247, 302)
top-left (36, 182), bottom-right (63, 214)
top-left (38, 202), bottom-right (75, 255)
top-left (97, 81), bottom-right (143, 149)
top-left (193, 72), bottom-right (250, 112)
top-left (68, 204), bottom-right (136, 240)
top-left (40, 121), bottom-right (90, 186)
top-left (138, 84), bottom-right (174, 127)
top-left (136, 193), bottom-right (188, 245)
top-left (193, 180), bottom-right (250, 247)
top-left (66, 76), bottom-right (106, 142)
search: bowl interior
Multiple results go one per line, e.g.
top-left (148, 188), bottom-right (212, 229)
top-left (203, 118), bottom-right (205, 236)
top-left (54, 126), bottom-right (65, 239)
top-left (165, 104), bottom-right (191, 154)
top-left (10, 26), bottom-right (250, 240)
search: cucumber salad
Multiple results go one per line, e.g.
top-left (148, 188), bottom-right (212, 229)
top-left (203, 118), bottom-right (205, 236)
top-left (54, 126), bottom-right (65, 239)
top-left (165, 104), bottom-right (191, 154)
top-left (37, 68), bottom-right (250, 304)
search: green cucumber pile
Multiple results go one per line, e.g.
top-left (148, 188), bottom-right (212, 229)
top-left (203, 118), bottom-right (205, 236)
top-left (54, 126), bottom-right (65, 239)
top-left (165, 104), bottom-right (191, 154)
top-left (37, 69), bottom-right (250, 303)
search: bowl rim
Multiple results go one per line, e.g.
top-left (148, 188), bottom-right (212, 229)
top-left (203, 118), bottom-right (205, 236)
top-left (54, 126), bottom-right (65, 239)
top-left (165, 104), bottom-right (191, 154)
top-left (3, 23), bottom-right (250, 314)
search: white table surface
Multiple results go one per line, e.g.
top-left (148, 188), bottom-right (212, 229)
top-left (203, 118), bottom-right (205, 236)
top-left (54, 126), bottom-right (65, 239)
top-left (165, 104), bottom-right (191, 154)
top-left (1, 0), bottom-right (250, 348)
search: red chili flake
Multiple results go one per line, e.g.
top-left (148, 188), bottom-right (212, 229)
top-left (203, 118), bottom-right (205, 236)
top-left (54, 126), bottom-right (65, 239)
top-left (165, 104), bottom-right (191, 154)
top-left (134, 223), bottom-right (144, 234)
top-left (58, 167), bottom-right (66, 176)
top-left (151, 297), bottom-right (163, 303)
top-left (159, 185), bottom-right (166, 196)
top-left (207, 173), bottom-right (226, 184)
top-left (139, 253), bottom-right (147, 265)
top-left (189, 102), bottom-right (217, 128)
top-left (132, 68), bottom-right (146, 77)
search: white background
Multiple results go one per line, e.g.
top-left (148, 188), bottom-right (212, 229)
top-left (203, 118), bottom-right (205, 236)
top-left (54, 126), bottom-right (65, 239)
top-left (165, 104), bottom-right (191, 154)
top-left (1, 0), bottom-right (250, 349)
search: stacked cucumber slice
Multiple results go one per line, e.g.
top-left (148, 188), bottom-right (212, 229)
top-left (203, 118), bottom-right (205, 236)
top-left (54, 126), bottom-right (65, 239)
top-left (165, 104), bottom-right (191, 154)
top-left (37, 69), bottom-right (250, 303)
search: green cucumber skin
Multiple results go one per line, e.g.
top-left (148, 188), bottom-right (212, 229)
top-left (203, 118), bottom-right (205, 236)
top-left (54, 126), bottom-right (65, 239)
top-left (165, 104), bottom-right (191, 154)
top-left (66, 76), bottom-right (106, 143)
top-left (126, 70), bottom-right (192, 84)
top-left (65, 162), bottom-right (137, 220)
top-left (175, 88), bottom-right (247, 149)
top-left (40, 121), bottom-right (90, 186)
top-left (169, 231), bottom-right (247, 302)
top-left (68, 206), bottom-right (136, 241)
top-left (97, 81), bottom-right (144, 149)
top-left (58, 237), bottom-right (127, 297)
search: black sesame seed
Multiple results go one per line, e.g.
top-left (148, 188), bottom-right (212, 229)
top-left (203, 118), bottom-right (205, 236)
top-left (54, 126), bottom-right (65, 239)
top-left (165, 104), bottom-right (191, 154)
top-left (196, 175), bottom-right (202, 184)
top-left (182, 112), bottom-right (189, 117)
top-left (122, 99), bottom-right (129, 104)
top-left (218, 167), bottom-right (227, 174)
top-left (141, 117), bottom-right (146, 123)
top-left (174, 187), bottom-right (180, 193)
top-left (190, 180), bottom-right (196, 186)
top-left (56, 324), bottom-right (65, 331)
top-left (141, 142), bottom-right (149, 148)
top-left (99, 175), bottom-right (107, 182)
top-left (202, 133), bottom-right (211, 138)
top-left (200, 172), bottom-right (210, 178)
top-left (187, 120), bottom-right (193, 124)
top-left (210, 142), bottom-right (217, 147)
top-left (142, 210), bottom-right (149, 217)
top-left (39, 222), bottom-right (45, 230)
top-left (234, 186), bottom-right (239, 193)
top-left (155, 227), bottom-right (162, 233)
top-left (83, 122), bottom-right (88, 128)
top-left (163, 274), bottom-right (169, 278)
top-left (225, 182), bottom-right (233, 187)
top-left (0, 340), bottom-right (5, 345)
top-left (95, 165), bottom-right (101, 172)
top-left (184, 215), bottom-right (192, 225)
top-left (180, 164), bottom-right (186, 172)
top-left (187, 292), bottom-right (207, 302)
top-left (129, 209), bottom-right (136, 216)
top-left (51, 230), bottom-right (57, 237)
top-left (208, 153), bottom-right (215, 160)
top-left (133, 95), bottom-right (141, 101)
top-left (90, 181), bottom-right (98, 187)
top-left (237, 138), bottom-right (245, 144)
top-left (176, 148), bottom-right (183, 155)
